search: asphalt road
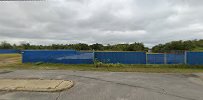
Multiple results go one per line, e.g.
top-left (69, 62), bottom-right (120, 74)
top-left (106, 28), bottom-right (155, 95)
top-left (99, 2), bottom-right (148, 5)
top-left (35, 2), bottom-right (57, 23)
top-left (0, 70), bottom-right (203, 100)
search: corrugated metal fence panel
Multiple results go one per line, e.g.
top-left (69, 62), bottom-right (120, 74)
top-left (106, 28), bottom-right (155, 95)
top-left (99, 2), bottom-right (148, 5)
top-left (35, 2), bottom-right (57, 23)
top-left (147, 54), bottom-right (164, 64)
top-left (166, 54), bottom-right (185, 64)
top-left (22, 50), bottom-right (94, 64)
top-left (23, 50), bottom-right (200, 65)
top-left (0, 49), bottom-right (20, 54)
top-left (95, 52), bottom-right (146, 64)
top-left (187, 52), bottom-right (203, 65)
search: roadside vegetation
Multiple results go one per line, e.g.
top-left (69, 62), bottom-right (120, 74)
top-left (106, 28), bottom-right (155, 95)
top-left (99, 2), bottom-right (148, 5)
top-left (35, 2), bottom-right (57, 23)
top-left (1, 39), bottom-right (203, 52)
top-left (1, 54), bottom-right (203, 73)
top-left (152, 40), bottom-right (203, 53)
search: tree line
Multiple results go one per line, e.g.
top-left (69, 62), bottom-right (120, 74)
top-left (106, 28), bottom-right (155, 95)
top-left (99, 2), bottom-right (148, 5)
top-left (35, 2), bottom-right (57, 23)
top-left (0, 41), bottom-right (147, 51)
top-left (0, 39), bottom-right (203, 52)
top-left (151, 40), bottom-right (203, 53)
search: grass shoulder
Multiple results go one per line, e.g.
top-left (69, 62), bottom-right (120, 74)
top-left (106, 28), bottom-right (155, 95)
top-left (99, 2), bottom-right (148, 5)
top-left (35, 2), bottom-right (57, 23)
top-left (1, 54), bottom-right (203, 73)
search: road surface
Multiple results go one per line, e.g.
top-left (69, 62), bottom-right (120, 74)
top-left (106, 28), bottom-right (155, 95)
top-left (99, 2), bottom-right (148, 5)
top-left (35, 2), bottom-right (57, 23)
top-left (0, 70), bottom-right (203, 100)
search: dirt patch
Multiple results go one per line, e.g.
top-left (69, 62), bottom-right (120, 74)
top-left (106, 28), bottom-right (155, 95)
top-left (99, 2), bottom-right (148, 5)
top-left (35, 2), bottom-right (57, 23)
top-left (0, 56), bottom-right (21, 65)
top-left (0, 79), bottom-right (74, 92)
top-left (189, 77), bottom-right (203, 86)
top-left (182, 74), bottom-right (200, 78)
top-left (0, 70), bottom-right (13, 75)
top-left (165, 73), bottom-right (200, 79)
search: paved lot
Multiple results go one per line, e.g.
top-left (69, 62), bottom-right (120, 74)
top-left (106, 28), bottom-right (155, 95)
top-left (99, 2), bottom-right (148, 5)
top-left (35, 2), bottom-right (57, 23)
top-left (0, 70), bottom-right (203, 100)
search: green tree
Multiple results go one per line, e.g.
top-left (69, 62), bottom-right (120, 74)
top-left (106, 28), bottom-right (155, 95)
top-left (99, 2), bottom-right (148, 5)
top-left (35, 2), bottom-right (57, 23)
top-left (20, 42), bottom-right (31, 50)
top-left (112, 44), bottom-right (129, 51)
top-left (127, 42), bottom-right (145, 51)
top-left (152, 44), bottom-right (166, 53)
top-left (152, 40), bottom-right (196, 53)
top-left (0, 41), bottom-right (13, 49)
top-left (90, 43), bottom-right (104, 50)
top-left (71, 43), bottom-right (90, 50)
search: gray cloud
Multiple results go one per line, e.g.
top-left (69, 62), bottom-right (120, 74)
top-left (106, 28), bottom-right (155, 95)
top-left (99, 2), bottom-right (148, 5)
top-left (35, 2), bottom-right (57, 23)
top-left (0, 0), bottom-right (203, 47)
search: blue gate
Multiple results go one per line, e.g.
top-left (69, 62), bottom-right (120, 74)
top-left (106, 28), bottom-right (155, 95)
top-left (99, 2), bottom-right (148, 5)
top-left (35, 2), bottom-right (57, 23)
top-left (187, 52), bottom-right (203, 65)
top-left (166, 54), bottom-right (185, 64)
top-left (147, 54), bottom-right (164, 64)
top-left (147, 53), bottom-right (185, 64)
top-left (94, 52), bottom-right (146, 64)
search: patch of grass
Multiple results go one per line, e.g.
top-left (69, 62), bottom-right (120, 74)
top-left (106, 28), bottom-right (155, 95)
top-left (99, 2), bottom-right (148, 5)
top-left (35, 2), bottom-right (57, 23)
top-left (1, 63), bottom-right (203, 73)
top-left (0, 54), bottom-right (21, 59)
top-left (1, 54), bottom-right (203, 73)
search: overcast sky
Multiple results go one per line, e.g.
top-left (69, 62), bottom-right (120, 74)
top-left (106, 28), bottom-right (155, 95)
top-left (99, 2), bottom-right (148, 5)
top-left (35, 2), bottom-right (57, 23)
top-left (0, 0), bottom-right (203, 47)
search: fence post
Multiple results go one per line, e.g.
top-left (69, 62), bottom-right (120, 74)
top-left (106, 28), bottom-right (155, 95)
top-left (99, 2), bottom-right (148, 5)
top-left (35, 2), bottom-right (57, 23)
top-left (184, 51), bottom-right (187, 64)
top-left (146, 52), bottom-right (148, 64)
top-left (164, 53), bottom-right (167, 64)
top-left (93, 49), bottom-right (95, 64)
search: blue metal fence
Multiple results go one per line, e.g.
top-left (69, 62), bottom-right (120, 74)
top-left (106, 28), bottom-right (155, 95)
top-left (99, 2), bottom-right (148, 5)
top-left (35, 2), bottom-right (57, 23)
top-left (95, 52), bottom-right (146, 64)
top-left (166, 54), bottom-right (185, 64)
top-left (187, 52), bottom-right (203, 65)
top-left (21, 50), bottom-right (203, 65)
top-left (147, 54), bottom-right (164, 64)
top-left (22, 50), bottom-right (93, 64)
top-left (147, 53), bottom-right (185, 64)
top-left (0, 49), bottom-right (20, 54)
